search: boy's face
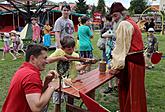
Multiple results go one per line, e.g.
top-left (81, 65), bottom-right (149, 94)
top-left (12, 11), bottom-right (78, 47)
top-left (86, 19), bottom-right (91, 26)
top-left (62, 7), bottom-right (71, 18)
top-left (63, 47), bottom-right (74, 55)
top-left (149, 31), bottom-right (154, 35)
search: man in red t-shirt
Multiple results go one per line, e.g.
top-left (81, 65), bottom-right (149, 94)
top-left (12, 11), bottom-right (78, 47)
top-left (2, 45), bottom-right (59, 112)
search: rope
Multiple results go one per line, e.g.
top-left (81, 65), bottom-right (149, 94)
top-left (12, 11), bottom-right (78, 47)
top-left (61, 76), bottom-right (80, 92)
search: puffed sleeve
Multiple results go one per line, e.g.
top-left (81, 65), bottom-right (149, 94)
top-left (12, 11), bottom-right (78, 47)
top-left (111, 21), bottom-right (134, 70)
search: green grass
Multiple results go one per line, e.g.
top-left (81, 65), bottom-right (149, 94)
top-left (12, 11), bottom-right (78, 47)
top-left (0, 31), bottom-right (165, 111)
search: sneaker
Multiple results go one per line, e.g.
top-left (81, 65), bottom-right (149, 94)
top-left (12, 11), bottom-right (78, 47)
top-left (113, 86), bottom-right (118, 92)
top-left (103, 87), bottom-right (113, 94)
top-left (1, 58), bottom-right (5, 61)
top-left (145, 65), bottom-right (152, 69)
top-left (12, 57), bottom-right (17, 60)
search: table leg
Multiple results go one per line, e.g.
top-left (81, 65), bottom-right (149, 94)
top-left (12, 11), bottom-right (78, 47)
top-left (87, 89), bottom-right (95, 99)
top-left (54, 104), bottom-right (60, 112)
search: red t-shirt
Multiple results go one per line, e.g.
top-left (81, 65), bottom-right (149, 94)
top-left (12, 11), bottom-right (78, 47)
top-left (2, 62), bottom-right (43, 112)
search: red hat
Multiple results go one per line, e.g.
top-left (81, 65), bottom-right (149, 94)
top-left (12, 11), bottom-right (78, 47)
top-left (151, 52), bottom-right (163, 64)
top-left (110, 2), bottom-right (126, 14)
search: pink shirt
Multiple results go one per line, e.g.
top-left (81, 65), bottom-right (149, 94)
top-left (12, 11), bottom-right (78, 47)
top-left (32, 24), bottom-right (41, 41)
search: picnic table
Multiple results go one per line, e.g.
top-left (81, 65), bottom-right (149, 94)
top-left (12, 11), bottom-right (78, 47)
top-left (55, 68), bottom-right (114, 112)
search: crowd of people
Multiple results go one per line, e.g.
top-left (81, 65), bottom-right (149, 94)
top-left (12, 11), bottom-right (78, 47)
top-left (1, 1), bottom-right (161, 112)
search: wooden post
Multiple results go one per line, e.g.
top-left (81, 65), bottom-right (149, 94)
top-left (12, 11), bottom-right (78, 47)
top-left (13, 13), bottom-right (15, 30)
top-left (17, 11), bottom-right (20, 29)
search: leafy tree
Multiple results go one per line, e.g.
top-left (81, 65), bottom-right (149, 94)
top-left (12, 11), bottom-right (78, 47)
top-left (91, 5), bottom-right (96, 14)
top-left (129, 0), bottom-right (147, 14)
top-left (96, 0), bottom-right (106, 16)
top-left (75, 0), bottom-right (88, 14)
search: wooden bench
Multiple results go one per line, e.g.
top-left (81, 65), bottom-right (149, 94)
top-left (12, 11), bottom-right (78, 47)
top-left (55, 68), bottom-right (114, 112)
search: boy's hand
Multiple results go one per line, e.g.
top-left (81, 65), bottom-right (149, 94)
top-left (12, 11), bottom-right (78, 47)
top-left (59, 56), bottom-right (68, 61)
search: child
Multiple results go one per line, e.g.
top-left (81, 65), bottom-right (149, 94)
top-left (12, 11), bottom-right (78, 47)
top-left (145, 28), bottom-right (158, 69)
top-left (43, 21), bottom-right (52, 48)
top-left (10, 30), bottom-right (22, 59)
top-left (102, 28), bottom-right (118, 94)
top-left (16, 32), bottom-right (25, 56)
top-left (1, 33), bottom-right (16, 60)
top-left (31, 17), bottom-right (41, 43)
top-left (47, 35), bottom-right (89, 112)
top-left (78, 16), bottom-right (94, 72)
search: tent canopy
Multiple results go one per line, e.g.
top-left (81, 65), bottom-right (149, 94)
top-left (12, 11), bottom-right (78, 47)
top-left (0, 0), bottom-right (43, 1)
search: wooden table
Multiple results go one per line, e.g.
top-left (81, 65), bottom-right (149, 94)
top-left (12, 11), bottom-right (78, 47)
top-left (59, 68), bottom-right (114, 112)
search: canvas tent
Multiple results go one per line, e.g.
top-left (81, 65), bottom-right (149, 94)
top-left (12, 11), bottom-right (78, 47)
top-left (19, 23), bottom-right (32, 39)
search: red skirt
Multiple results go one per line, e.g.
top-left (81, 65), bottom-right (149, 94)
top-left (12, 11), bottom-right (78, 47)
top-left (118, 53), bottom-right (147, 112)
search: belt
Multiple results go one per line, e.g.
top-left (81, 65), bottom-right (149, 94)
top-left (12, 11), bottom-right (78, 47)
top-left (127, 50), bottom-right (144, 55)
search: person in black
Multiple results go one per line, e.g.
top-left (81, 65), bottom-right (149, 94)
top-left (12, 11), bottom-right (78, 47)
top-left (144, 18), bottom-right (149, 32)
top-left (148, 18), bottom-right (155, 29)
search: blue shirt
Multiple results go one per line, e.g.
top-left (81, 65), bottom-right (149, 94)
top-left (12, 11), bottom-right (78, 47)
top-left (78, 25), bottom-right (93, 51)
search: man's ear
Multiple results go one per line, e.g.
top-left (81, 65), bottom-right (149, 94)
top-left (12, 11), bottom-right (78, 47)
top-left (30, 55), bottom-right (36, 63)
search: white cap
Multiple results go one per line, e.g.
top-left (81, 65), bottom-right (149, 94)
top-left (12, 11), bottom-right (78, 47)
top-left (148, 28), bottom-right (155, 32)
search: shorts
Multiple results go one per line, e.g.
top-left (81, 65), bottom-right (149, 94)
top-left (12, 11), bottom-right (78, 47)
top-left (3, 45), bottom-right (10, 53)
top-left (52, 92), bottom-right (67, 104)
top-left (79, 51), bottom-right (93, 58)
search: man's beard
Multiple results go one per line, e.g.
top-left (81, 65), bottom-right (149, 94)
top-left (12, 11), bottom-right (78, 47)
top-left (113, 15), bottom-right (124, 31)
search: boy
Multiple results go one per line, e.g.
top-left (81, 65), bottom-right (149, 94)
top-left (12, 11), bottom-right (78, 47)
top-left (78, 16), bottom-right (93, 72)
top-left (47, 35), bottom-right (88, 112)
top-left (145, 28), bottom-right (158, 69)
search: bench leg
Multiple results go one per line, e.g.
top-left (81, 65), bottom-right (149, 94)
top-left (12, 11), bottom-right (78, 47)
top-left (66, 96), bottom-right (74, 112)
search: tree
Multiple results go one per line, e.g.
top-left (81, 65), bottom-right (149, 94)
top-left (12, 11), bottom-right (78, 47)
top-left (129, 0), bottom-right (147, 14)
top-left (91, 5), bottom-right (96, 15)
top-left (75, 0), bottom-right (88, 14)
top-left (96, 0), bottom-right (106, 16)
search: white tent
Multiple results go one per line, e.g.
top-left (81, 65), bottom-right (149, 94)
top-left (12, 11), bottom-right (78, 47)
top-left (19, 23), bottom-right (32, 39)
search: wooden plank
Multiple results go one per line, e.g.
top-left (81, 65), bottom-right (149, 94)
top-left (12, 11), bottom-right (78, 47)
top-left (69, 74), bottom-right (114, 98)
top-left (62, 69), bottom-right (99, 95)
top-left (62, 69), bottom-right (114, 98)
top-left (62, 69), bottom-right (100, 97)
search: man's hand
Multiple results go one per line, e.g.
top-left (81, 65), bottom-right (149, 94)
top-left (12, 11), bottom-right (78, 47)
top-left (47, 70), bottom-right (59, 80)
top-left (48, 79), bottom-right (59, 90)
top-left (43, 70), bottom-right (59, 92)
top-left (108, 69), bottom-right (120, 75)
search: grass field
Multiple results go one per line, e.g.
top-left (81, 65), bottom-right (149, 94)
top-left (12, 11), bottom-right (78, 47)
top-left (0, 31), bottom-right (165, 112)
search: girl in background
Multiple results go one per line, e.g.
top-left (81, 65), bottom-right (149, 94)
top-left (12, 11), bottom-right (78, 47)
top-left (10, 30), bottom-right (21, 59)
top-left (1, 32), bottom-right (16, 60)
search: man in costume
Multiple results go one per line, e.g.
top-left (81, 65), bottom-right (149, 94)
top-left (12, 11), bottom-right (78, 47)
top-left (109, 2), bottom-right (147, 112)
